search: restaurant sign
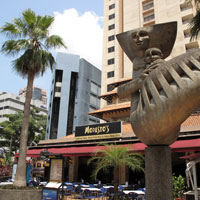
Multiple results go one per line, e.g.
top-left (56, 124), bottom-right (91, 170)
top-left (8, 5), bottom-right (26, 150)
top-left (75, 121), bottom-right (122, 140)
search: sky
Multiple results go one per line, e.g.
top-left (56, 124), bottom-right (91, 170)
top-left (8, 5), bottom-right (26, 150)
top-left (0, 0), bottom-right (104, 98)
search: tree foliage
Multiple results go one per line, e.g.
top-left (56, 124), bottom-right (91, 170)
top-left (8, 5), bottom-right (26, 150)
top-left (0, 9), bottom-right (66, 186)
top-left (88, 144), bottom-right (144, 199)
top-left (0, 107), bottom-right (47, 155)
top-left (173, 174), bottom-right (187, 198)
top-left (190, 9), bottom-right (200, 40)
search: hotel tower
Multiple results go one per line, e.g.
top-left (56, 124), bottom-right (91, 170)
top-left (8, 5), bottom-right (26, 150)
top-left (89, 0), bottom-right (199, 121)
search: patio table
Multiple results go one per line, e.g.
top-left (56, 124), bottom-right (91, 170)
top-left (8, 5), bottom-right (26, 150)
top-left (123, 190), bottom-right (145, 195)
top-left (81, 187), bottom-right (101, 191)
top-left (102, 185), bottom-right (114, 189)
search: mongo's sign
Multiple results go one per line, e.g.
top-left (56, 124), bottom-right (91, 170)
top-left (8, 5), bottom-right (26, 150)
top-left (75, 121), bottom-right (122, 140)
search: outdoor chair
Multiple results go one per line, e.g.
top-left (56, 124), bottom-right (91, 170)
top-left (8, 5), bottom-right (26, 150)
top-left (58, 183), bottom-right (74, 199)
top-left (118, 185), bottom-right (123, 191)
top-left (117, 191), bottom-right (126, 200)
top-left (136, 194), bottom-right (145, 200)
top-left (97, 187), bottom-right (107, 200)
top-left (89, 184), bottom-right (95, 188)
top-left (105, 187), bottom-right (114, 199)
top-left (83, 189), bottom-right (98, 199)
top-left (28, 180), bottom-right (38, 187)
top-left (73, 186), bottom-right (84, 199)
top-left (127, 192), bottom-right (138, 200)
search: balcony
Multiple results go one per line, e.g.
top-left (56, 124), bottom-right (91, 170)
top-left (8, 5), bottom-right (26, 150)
top-left (181, 7), bottom-right (193, 18)
top-left (182, 20), bottom-right (191, 31)
top-left (182, 13), bottom-right (194, 23)
top-left (143, 3), bottom-right (154, 12)
top-left (54, 92), bottom-right (61, 97)
top-left (55, 82), bottom-right (62, 87)
top-left (185, 41), bottom-right (199, 50)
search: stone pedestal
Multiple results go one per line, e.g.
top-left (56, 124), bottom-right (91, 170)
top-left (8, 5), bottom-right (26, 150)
top-left (145, 146), bottom-right (173, 200)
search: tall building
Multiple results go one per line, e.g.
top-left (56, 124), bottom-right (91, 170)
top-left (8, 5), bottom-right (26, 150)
top-left (90, 0), bottom-right (199, 121)
top-left (19, 87), bottom-right (47, 105)
top-left (46, 53), bottom-right (101, 139)
top-left (0, 91), bottom-right (48, 123)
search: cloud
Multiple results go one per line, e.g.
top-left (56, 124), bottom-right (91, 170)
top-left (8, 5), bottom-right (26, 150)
top-left (50, 8), bottom-right (103, 69)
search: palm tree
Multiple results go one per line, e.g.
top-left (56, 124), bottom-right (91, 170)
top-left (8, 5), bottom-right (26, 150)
top-left (0, 9), bottom-right (66, 187)
top-left (190, 9), bottom-right (200, 41)
top-left (88, 144), bottom-right (144, 199)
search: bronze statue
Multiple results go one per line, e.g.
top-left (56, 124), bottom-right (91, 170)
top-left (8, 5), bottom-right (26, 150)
top-left (116, 22), bottom-right (200, 145)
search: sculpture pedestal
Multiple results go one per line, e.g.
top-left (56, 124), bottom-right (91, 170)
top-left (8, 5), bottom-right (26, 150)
top-left (145, 146), bottom-right (173, 200)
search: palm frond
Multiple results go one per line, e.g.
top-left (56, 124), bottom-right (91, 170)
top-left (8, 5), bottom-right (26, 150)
top-left (13, 18), bottom-right (27, 37)
top-left (45, 35), bottom-right (67, 49)
top-left (12, 49), bottom-right (55, 78)
top-left (39, 15), bottom-right (54, 30)
top-left (190, 9), bottom-right (200, 40)
top-left (1, 39), bottom-right (31, 55)
top-left (0, 22), bottom-right (21, 38)
top-left (88, 144), bottom-right (144, 180)
top-left (22, 9), bottom-right (36, 27)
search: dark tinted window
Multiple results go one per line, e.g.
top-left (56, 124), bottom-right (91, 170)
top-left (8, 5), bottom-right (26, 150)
top-left (108, 24), bottom-right (115, 30)
top-left (108, 46), bottom-right (115, 53)
top-left (108, 35), bottom-right (115, 41)
top-left (107, 71), bottom-right (114, 78)
top-left (108, 58), bottom-right (114, 65)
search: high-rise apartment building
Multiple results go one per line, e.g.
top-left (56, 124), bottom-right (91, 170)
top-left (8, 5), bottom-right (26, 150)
top-left (46, 53), bottom-right (101, 139)
top-left (19, 87), bottom-right (47, 105)
top-left (0, 91), bottom-right (48, 123)
top-left (90, 0), bottom-right (199, 121)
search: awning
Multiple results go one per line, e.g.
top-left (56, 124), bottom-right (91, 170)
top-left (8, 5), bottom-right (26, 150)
top-left (15, 138), bottom-right (200, 158)
top-left (15, 143), bottom-right (146, 158)
top-left (179, 153), bottom-right (200, 160)
top-left (170, 138), bottom-right (200, 152)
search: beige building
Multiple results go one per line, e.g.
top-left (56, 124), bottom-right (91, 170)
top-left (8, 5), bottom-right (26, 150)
top-left (19, 86), bottom-right (47, 105)
top-left (90, 0), bottom-right (199, 121)
top-left (0, 91), bottom-right (47, 123)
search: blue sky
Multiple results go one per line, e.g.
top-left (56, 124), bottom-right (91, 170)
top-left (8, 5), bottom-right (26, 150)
top-left (0, 0), bottom-right (104, 99)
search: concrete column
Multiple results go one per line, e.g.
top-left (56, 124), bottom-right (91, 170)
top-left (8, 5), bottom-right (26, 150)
top-left (68, 156), bottom-right (79, 182)
top-left (145, 146), bottom-right (173, 200)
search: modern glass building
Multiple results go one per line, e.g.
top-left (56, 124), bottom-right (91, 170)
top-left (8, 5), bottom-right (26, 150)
top-left (46, 53), bottom-right (101, 139)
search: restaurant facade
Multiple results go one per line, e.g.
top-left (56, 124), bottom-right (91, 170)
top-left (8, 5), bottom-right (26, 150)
top-left (16, 113), bottom-right (200, 185)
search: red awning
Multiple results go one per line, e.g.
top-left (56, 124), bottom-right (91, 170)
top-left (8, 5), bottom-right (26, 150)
top-left (179, 153), bottom-right (200, 160)
top-left (15, 138), bottom-right (200, 158)
top-left (170, 138), bottom-right (200, 152)
top-left (15, 143), bottom-right (146, 158)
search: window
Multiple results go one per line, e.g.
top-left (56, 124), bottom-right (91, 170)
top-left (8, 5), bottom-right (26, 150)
top-left (109, 14), bottom-right (115, 20)
top-left (108, 46), bottom-right (115, 53)
top-left (108, 24), bottom-right (115, 30)
top-left (90, 94), bottom-right (100, 107)
top-left (180, 2), bottom-right (192, 11)
top-left (89, 106), bottom-right (96, 112)
top-left (109, 4), bottom-right (115, 10)
top-left (144, 14), bottom-right (155, 22)
top-left (143, 2), bottom-right (154, 11)
top-left (55, 87), bottom-right (61, 92)
top-left (108, 58), bottom-right (114, 65)
top-left (107, 85), bottom-right (113, 92)
top-left (91, 82), bottom-right (100, 95)
top-left (107, 71), bottom-right (114, 78)
top-left (89, 118), bottom-right (98, 125)
top-left (108, 35), bottom-right (115, 41)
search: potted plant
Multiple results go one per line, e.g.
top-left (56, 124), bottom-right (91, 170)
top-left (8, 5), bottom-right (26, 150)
top-left (173, 174), bottom-right (187, 200)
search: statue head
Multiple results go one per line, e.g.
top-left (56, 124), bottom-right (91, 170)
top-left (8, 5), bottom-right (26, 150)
top-left (116, 22), bottom-right (177, 62)
top-left (144, 48), bottom-right (163, 64)
top-left (131, 30), bottom-right (150, 51)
